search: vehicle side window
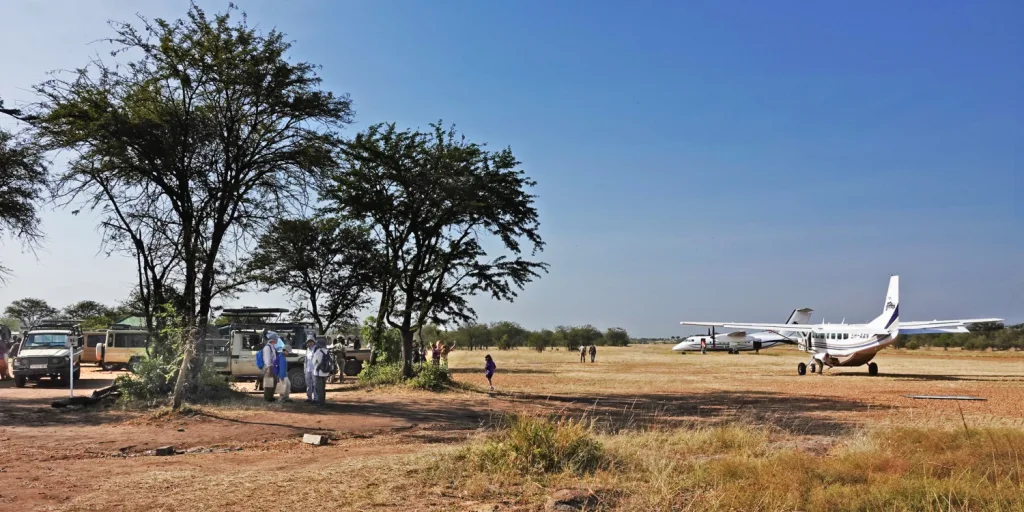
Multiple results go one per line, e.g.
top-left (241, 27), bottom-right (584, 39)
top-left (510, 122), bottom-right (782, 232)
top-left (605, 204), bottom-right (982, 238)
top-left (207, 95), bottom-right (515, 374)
top-left (243, 334), bottom-right (262, 351)
top-left (86, 334), bottom-right (104, 347)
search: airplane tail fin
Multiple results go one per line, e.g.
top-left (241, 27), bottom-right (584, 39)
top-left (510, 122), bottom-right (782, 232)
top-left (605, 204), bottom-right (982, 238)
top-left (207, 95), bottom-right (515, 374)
top-left (869, 275), bottom-right (900, 332)
top-left (780, 308), bottom-right (813, 336)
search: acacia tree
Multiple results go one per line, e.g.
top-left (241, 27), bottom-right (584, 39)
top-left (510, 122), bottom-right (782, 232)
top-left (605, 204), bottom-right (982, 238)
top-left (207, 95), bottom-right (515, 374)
top-left (30, 5), bottom-right (352, 408)
top-left (0, 99), bottom-right (47, 278)
top-left (4, 298), bottom-right (58, 328)
top-left (324, 122), bottom-right (547, 377)
top-left (246, 217), bottom-right (374, 334)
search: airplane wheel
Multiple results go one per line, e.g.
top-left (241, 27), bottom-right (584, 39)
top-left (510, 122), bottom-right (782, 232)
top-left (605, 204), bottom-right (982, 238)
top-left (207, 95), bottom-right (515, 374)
top-left (818, 363), bottom-right (824, 374)
top-left (868, 362), bottom-right (878, 376)
top-left (809, 364), bottom-right (816, 374)
top-left (797, 363), bottom-right (807, 376)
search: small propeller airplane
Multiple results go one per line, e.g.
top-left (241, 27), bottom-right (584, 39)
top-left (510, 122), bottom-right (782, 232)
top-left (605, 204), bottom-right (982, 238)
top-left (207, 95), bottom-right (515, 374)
top-left (672, 308), bottom-right (813, 354)
top-left (680, 275), bottom-right (1002, 376)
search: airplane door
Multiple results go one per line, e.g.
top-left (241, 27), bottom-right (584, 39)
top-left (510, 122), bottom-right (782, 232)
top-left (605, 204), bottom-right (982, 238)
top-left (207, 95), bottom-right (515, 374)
top-left (798, 333), bottom-right (809, 352)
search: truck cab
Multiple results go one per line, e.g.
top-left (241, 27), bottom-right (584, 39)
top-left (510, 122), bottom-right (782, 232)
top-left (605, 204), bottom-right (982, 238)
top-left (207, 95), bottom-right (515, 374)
top-left (12, 320), bottom-right (84, 388)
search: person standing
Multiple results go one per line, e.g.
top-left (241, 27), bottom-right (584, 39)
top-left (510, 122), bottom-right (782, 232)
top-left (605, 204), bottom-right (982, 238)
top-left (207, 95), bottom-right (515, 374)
top-left (311, 340), bottom-right (330, 407)
top-left (0, 335), bottom-right (10, 380)
top-left (303, 337), bottom-right (317, 403)
top-left (579, 345), bottom-right (586, 363)
top-left (484, 354), bottom-right (496, 391)
top-left (276, 340), bottom-right (292, 402)
top-left (589, 344), bottom-right (596, 363)
top-left (261, 334), bottom-right (279, 402)
top-left (432, 340), bottom-right (442, 366)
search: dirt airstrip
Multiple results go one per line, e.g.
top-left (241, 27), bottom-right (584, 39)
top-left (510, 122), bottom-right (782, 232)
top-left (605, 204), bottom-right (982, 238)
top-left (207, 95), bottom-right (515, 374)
top-left (1, 345), bottom-right (1022, 511)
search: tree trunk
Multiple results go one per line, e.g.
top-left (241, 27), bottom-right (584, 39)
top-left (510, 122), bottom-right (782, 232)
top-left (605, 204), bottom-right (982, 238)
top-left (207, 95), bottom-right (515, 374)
top-left (400, 328), bottom-right (414, 378)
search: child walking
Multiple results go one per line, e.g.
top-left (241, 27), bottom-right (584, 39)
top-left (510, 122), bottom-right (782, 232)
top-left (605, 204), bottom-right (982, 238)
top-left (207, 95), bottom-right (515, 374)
top-left (484, 354), bottom-right (496, 391)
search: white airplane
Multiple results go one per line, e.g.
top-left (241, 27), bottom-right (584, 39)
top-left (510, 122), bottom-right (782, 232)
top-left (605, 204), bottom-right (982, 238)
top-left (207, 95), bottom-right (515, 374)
top-left (672, 308), bottom-right (813, 353)
top-left (680, 275), bottom-right (1002, 376)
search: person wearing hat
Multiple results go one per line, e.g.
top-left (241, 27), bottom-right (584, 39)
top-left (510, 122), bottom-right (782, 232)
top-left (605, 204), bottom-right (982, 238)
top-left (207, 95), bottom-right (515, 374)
top-left (303, 337), bottom-right (317, 403)
top-left (261, 332), bottom-right (280, 402)
top-left (310, 339), bottom-right (330, 407)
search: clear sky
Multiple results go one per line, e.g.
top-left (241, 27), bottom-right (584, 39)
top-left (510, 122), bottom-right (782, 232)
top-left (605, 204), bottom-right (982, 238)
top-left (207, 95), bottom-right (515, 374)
top-left (1, 1), bottom-right (1021, 336)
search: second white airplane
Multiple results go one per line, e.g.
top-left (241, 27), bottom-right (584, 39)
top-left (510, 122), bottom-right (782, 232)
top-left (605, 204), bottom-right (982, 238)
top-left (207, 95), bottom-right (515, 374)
top-left (680, 275), bottom-right (1001, 376)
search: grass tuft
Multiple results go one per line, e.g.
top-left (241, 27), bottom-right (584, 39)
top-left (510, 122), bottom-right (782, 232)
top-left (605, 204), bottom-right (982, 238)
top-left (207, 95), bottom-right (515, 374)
top-left (469, 414), bottom-right (605, 476)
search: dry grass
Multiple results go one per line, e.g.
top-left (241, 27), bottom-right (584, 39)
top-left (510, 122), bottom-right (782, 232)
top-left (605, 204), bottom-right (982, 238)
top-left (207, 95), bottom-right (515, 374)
top-left (28, 345), bottom-right (1024, 511)
top-left (423, 417), bottom-right (1024, 511)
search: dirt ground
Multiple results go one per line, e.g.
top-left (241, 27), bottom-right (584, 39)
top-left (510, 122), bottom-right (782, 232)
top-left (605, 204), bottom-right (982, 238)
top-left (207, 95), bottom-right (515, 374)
top-left (1, 345), bottom-right (1022, 511)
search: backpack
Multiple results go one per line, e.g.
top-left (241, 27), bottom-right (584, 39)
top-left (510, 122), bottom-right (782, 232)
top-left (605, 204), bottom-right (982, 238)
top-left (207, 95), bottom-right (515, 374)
top-left (317, 348), bottom-right (337, 375)
top-left (256, 344), bottom-right (277, 370)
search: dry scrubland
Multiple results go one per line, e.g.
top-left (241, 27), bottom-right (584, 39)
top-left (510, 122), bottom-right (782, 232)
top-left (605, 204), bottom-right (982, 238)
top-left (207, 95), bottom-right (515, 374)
top-left (1, 345), bottom-right (1023, 511)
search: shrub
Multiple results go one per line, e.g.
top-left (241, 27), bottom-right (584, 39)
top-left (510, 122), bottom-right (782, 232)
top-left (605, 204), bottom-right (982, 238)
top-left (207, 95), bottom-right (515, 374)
top-left (409, 362), bottom-right (452, 391)
top-left (472, 414), bottom-right (604, 475)
top-left (357, 362), bottom-right (403, 387)
top-left (116, 356), bottom-right (236, 407)
top-left (905, 340), bottom-right (920, 350)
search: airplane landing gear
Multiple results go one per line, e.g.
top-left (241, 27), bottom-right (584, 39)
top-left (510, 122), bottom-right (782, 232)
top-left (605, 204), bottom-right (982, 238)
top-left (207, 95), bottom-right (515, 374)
top-left (868, 362), bottom-right (878, 376)
top-left (797, 362), bottom-right (807, 375)
top-left (809, 363), bottom-right (816, 374)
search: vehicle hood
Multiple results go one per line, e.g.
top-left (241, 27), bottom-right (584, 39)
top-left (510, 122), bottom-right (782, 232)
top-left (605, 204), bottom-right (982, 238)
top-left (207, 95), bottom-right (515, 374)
top-left (17, 347), bottom-right (71, 357)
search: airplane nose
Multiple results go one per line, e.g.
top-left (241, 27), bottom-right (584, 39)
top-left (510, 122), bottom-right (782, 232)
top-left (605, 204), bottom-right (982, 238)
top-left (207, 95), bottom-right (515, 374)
top-left (672, 342), bottom-right (687, 352)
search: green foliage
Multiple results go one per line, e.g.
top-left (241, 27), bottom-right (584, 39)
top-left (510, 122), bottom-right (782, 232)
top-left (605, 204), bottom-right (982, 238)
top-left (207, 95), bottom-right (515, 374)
top-left (116, 356), bottom-right (234, 407)
top-left (471, 414), bottom-right (604, 475)
top-left (361, 316), bottom-right (402, 363)
top-left (323, 122), bottom-right (548, 375)
top-left (246, 217), bottom-right (373, 334)
top-left (408, 363), bottom-right (453, 391)
top-left (526, 329), bottom-right (554, 352)
top-left (357, 362), bottom-right (404, 387)
top-left (0, 122), bottom-right (47, 278)
top-left (357, 360), bottom-right (454, 392)
top-left (4, 298), bottom-right (57, 327)
top-left (602, 327), bottom-right (631, 346)
top-left (905, 340), bottom-right (920, 350)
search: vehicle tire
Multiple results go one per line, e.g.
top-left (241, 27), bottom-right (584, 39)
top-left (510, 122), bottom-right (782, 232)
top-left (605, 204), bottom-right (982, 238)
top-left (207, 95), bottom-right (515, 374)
top-left (868, 362), bottom-right (878, 376)
top-left (73, 367), bottom-right (81, 381)
top-left (344, 359), bottom-right (363, 377)
top-left (288, 367), bottom-right (306, 393)
top-left (14, 375), bottom-right (27, 388)
top-left (809, 363), bottom-right (816, 374)
top-left (797, 362), bottom-right (807, 376)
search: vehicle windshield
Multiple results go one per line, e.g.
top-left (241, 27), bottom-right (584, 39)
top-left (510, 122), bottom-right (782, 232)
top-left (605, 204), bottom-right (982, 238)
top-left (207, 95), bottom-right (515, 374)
top-left (24, 333), bottom-right (69, 348)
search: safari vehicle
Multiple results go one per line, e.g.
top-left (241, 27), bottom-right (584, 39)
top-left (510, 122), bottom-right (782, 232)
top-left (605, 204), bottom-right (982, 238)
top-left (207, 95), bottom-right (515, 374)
top-left (12, 320), bottom-right (84, 388)
top-left (200, 308), bottom-right (314, 393)
top-left (96, 324), bottom-right (150, 371)
top-left (80, 331), bottom-right (107, 364)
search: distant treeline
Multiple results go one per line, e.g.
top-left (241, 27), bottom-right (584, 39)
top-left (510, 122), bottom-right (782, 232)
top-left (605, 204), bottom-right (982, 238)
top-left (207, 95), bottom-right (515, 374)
top-left (892, 322), bottom-right (1024, 351)
top-left (365, 319), bottom-right (631, 360)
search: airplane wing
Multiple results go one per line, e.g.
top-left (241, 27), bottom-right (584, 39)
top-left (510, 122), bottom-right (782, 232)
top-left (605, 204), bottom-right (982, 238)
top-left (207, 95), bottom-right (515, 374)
top-left (900, 318), bottom-right (1003, 335)
top-left (680, 321), bottom-right (817, 332)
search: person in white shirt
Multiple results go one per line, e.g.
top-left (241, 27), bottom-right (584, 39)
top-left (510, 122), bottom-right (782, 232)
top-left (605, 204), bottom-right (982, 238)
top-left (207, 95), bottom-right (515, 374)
top-left (303, 337), bottom-right (317, 403)
top-left (261, 334), bottom-right (279, 402)
top-left (311, 340), bottom-right (330, 407)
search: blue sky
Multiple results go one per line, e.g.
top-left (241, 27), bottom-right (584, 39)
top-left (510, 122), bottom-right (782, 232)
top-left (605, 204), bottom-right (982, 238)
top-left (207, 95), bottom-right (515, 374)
top-left (1, 0), bottom-right (1021, 335)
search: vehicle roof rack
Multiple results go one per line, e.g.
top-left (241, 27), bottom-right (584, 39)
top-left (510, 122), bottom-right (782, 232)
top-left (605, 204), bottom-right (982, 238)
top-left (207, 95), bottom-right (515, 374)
top-left (221, 307), bottom-right (289, 316)
top-left (29, 319), bottom-right (84, 332)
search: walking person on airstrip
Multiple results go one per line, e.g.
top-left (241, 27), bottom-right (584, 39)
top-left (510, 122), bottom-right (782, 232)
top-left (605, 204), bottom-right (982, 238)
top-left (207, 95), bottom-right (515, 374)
top-left (589, 344), bottom-right (596, 363)
top-left (579, 345), bottom-right (586, 363)
top-left (484, 354), bottom-right (496, 391)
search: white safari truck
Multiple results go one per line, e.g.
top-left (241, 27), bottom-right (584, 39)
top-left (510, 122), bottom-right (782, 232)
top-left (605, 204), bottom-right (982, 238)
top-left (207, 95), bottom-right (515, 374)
top-left (200, 309), bottom-right (315, 393)
top-left (12, 320), bottom-right (84, 388)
